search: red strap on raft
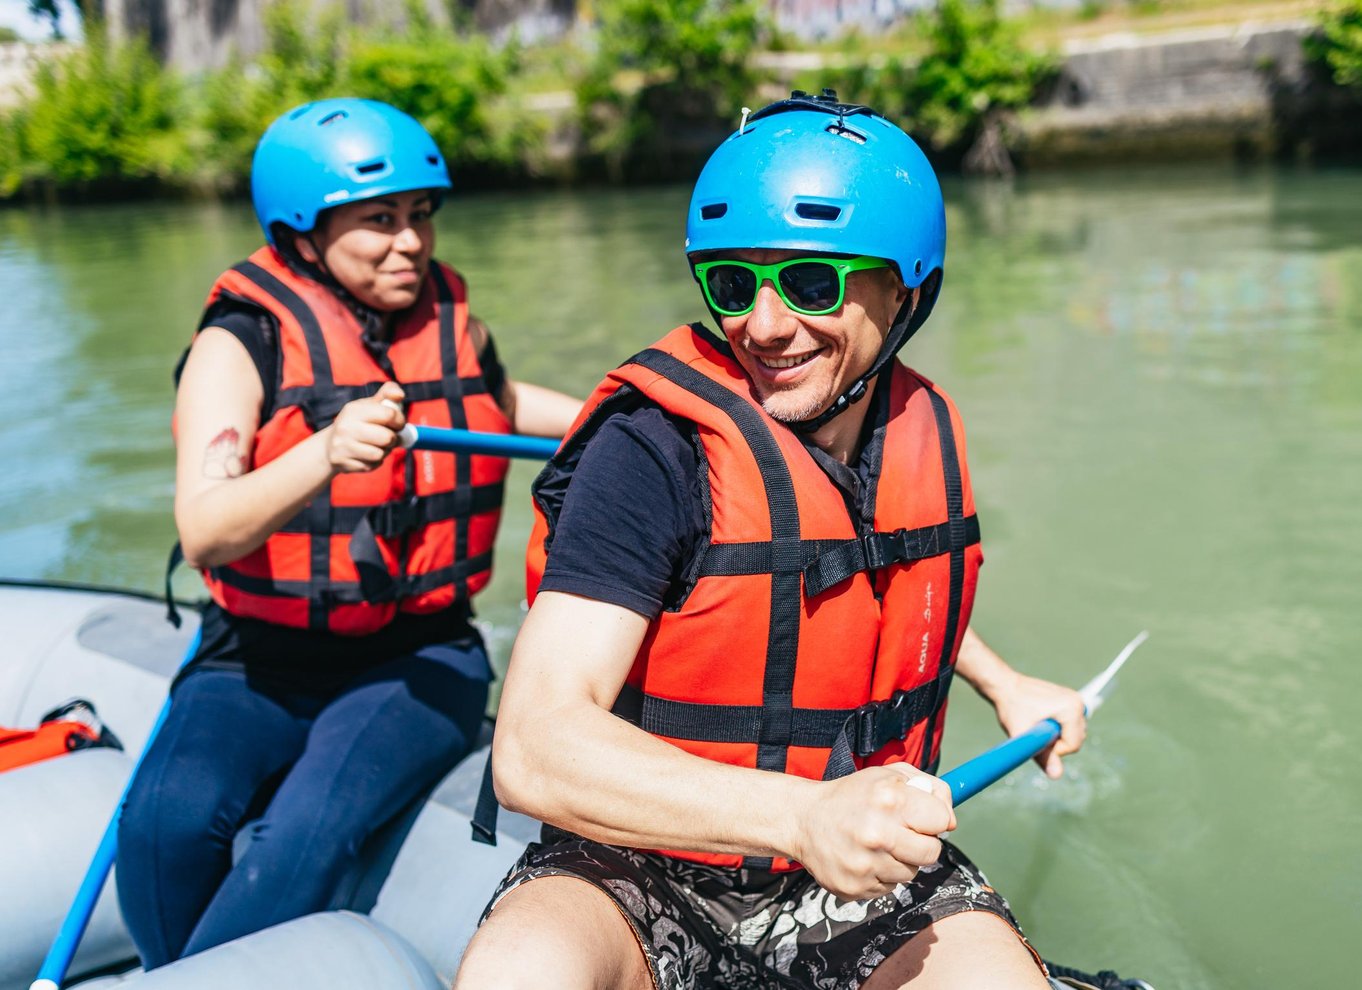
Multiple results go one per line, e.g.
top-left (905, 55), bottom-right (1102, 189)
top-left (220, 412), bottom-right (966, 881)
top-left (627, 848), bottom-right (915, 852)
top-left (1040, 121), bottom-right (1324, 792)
top-left (0, 700), bottom-right (118, 773)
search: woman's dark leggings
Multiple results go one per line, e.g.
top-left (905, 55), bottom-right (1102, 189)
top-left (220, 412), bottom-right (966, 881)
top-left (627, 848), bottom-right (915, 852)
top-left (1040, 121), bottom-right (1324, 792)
top-left (115, 640), bottom-right (489, 969)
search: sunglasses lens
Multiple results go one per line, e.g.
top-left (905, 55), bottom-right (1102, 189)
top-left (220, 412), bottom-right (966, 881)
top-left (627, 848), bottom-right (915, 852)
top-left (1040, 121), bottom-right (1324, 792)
top-left (779, 262), bottom-right (841, 313)
top-left (706, 265), bottom-right (758, 314)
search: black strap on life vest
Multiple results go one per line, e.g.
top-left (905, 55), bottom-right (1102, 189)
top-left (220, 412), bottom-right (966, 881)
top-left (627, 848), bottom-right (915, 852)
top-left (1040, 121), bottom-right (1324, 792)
top-left (818, 384), bottom-right (976, 777)
top-left (917, 386), bottom-right (968, 767)
top-left (164, 542), bottom-right (185, 628)
top-left (433, 268), bottom-right (476, 604)
top-left (628, 347), bottom-right (805, 870)
top-left (631, 350), bottom-right (805, 772)
top-left (800, 517), bottom-right (980, 597)
top-left (207, 551), bottom-right (494, 605)
top-left (471, 754), bottom-right (500, 845)
top-left (699, 516), bottom-right (980, 597)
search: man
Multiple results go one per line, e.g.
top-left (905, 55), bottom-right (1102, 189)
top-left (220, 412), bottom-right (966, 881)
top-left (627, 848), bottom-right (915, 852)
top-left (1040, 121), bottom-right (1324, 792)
top-left (456, 91), bottom-right (1087, 990)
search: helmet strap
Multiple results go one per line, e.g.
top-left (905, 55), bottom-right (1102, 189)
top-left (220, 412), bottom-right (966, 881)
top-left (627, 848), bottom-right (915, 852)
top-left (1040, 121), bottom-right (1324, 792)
top-left (790, 269), bottom-right (942, 434)
top-left (276, 225), bottom-right (393, 345)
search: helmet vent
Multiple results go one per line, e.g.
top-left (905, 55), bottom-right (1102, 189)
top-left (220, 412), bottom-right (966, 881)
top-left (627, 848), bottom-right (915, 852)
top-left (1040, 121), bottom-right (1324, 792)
top-left (825, 123), bottom-right (867, 144)
top-left (794, 202), bottom-right (842, 222)
top-left (318, 110), bottom-right (348, 127)
top-left (426, 154), bottom-right (439, 166)
top-left (914, 260), bottom-right (923, 276)
top-left (355, 159), bottom-right (388, 175)
top-left (700, 203), bottom-right (728, 220)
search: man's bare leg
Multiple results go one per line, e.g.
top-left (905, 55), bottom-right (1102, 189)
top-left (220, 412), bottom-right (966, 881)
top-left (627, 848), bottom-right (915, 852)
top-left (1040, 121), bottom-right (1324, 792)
top-left (454, 876), bottom-right (653, 990)
top-left (862, 910), bottom-right (1050, 990)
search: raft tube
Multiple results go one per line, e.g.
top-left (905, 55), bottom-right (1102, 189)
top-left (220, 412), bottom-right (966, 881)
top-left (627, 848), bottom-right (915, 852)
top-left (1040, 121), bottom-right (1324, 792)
top-left (0, 581), bottom-right (537, 990)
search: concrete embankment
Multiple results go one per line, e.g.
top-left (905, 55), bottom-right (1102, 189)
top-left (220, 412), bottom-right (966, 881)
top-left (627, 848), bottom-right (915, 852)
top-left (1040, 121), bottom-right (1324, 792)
top-left (1017, 19), bottom-right (1362, 164)
top-left (0, 42), bottom-right (72, 108)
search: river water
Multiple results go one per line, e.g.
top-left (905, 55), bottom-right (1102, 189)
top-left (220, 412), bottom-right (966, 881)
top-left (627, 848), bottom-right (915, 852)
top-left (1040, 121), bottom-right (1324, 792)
top-left (1, 163), bottom-right (1358, 987)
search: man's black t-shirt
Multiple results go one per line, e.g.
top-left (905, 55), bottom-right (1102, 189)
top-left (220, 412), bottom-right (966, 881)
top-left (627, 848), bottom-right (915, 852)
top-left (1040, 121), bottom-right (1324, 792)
top-left (537, 373), bottom-right (890, 620)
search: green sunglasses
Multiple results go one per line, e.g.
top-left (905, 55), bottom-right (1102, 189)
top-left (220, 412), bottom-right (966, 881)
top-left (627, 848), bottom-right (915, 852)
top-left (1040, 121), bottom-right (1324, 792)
top-left (693, 256), bottom-right (891, 317)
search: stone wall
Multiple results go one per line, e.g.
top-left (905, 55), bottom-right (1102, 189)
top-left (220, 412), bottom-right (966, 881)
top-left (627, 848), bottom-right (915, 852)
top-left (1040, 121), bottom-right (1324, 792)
top-left (1017, 20), bottom-right (1358, 164)
top-left (100, 0), bottom-right (574, 71)
top-left (0, 43), bottom-right (40, 107)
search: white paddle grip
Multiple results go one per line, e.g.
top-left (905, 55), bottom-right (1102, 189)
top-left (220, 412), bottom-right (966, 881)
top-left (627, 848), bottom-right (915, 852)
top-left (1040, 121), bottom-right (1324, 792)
top-left (381, 399), bottom-right (418, 449)
top-left (905, 773), bottom-right (946, 845)
top-left (905, 775), bottom-right (936, 796)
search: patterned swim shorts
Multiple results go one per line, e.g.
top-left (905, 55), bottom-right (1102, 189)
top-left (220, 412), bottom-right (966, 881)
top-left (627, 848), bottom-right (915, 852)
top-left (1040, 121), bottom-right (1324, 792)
top-left (482, 827), bottom-right (1045, 990)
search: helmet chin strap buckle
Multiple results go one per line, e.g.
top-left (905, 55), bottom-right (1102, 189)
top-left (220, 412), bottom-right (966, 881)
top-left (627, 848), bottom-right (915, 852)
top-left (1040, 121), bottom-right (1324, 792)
top-left (792, 379), bottom-right (868, 434)
top-left (791, 294), bottom-right (922, 435)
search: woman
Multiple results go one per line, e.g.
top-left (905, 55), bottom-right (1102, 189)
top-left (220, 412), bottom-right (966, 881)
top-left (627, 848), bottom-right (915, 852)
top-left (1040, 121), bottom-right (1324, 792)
top-left (116, 98), bottom-right (580, 968)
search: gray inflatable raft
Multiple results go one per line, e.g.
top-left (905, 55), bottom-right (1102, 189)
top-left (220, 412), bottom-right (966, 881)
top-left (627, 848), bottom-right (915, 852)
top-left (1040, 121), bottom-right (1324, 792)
top-left (0, 581), bottom-right (537, 990)
top-left (0, 581), bottom-right (1145, 990)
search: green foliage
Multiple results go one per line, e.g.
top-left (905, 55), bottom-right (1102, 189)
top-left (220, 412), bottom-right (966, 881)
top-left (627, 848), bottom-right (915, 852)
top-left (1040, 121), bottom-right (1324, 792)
top-left (0, 26), bottom-right (23, 42)
top-left (197, 1), bottom-right (347, 186)
top-left (346, 19), bottom-right (532, 171)
top-left (577, 0), bottom-right (773, 175)
top-left (197, 0), bottom-right (527, 188)
top-left (1, 25), bottom-right (193, 196)
top-left (0, 0), bottom-right (532, 199)
top-left (822, 0), bottom-right (1055, 157)
top-left (1306, 0), bottom-right (1362, 89)
top-left (903, 0), bottom-right (1056, 151)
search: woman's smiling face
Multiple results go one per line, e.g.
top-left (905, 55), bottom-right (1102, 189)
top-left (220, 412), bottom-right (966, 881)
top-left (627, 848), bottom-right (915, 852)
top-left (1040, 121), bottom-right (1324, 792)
top-left (299, 189), bottom-right (438, 312)
top-left (715, 249), bottom-right (909, 423)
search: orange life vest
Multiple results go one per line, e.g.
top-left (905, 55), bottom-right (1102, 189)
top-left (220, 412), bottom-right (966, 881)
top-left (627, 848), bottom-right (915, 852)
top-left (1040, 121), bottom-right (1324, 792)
top-left (195, 247), bottom-right (511, 636)
top-left (527, 325), bottom-right (982, 870)
top-left (0, 701), bottom-right (119, 773)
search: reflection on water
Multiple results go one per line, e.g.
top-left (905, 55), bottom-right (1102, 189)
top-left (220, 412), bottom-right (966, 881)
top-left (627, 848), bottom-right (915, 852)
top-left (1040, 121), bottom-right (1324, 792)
top-left (1, 163), bottom-right (1359, 987)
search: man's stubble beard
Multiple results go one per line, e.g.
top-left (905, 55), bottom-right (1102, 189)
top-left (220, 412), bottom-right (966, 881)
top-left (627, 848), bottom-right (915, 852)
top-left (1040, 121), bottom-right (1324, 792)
top-left (761, 389), bottom-right (829, 424)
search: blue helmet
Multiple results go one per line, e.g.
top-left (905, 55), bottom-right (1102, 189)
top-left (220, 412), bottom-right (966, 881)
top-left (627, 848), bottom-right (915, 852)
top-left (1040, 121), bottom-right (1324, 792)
top-left (685, 91), bottom-right (946, 430)
top-left (686, 91), bottom-right (944, 290)
top-left (251, 98), bottom-right (452, 245)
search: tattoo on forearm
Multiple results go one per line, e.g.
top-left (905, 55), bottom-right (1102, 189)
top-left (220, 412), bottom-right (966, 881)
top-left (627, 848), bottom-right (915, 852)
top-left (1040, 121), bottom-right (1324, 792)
top-left (203, 427), bottom-right (245, 479)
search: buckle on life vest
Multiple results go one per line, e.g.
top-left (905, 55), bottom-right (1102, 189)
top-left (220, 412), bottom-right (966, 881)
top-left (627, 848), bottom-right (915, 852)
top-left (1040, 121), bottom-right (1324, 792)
top-left (846, 682), bottom-right (940, 761)
top-left (861, 530), bottom-right (901, 572)
top-left (826, 692), bottom-right (922, 780)
top-left (849, 690), bottom-right (907, 757)
top-left (370, 496), bottom-right (425, 538)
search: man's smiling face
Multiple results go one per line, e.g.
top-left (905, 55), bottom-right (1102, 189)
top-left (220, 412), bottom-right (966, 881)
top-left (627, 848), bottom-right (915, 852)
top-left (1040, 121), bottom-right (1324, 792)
top-left (715, 249), bottom-right (909, 423)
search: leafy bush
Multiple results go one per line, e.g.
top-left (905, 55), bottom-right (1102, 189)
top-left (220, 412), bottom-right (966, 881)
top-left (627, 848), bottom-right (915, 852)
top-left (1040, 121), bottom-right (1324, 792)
top-left (198, 0), bottom-right (528, 189)
top-left (1, 25), bottom-right (193, 196)
top-left (576, 0), bottom-right (773, 177)
top-left (1305, 0), bottom-right (1362, 88)
top-left (196, 0), bottom-right (347, 187)
top-left (2, 0), bottom-right (531, 199)
top-left (818, 0), bottom-right (1055, 161)
top-left (346, 21), bottom-right (532, 173)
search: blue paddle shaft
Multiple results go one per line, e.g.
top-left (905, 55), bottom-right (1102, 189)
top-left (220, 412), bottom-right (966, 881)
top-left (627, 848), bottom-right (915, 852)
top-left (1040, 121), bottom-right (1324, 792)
top-left (941, 718), bottom-right (1061, 806)
top-left (407, 426), bottom-right (559, 460)
top-left (31, 815), bottom-right (122, 988)
top-left (32, 629), bottom-right (200, 990)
